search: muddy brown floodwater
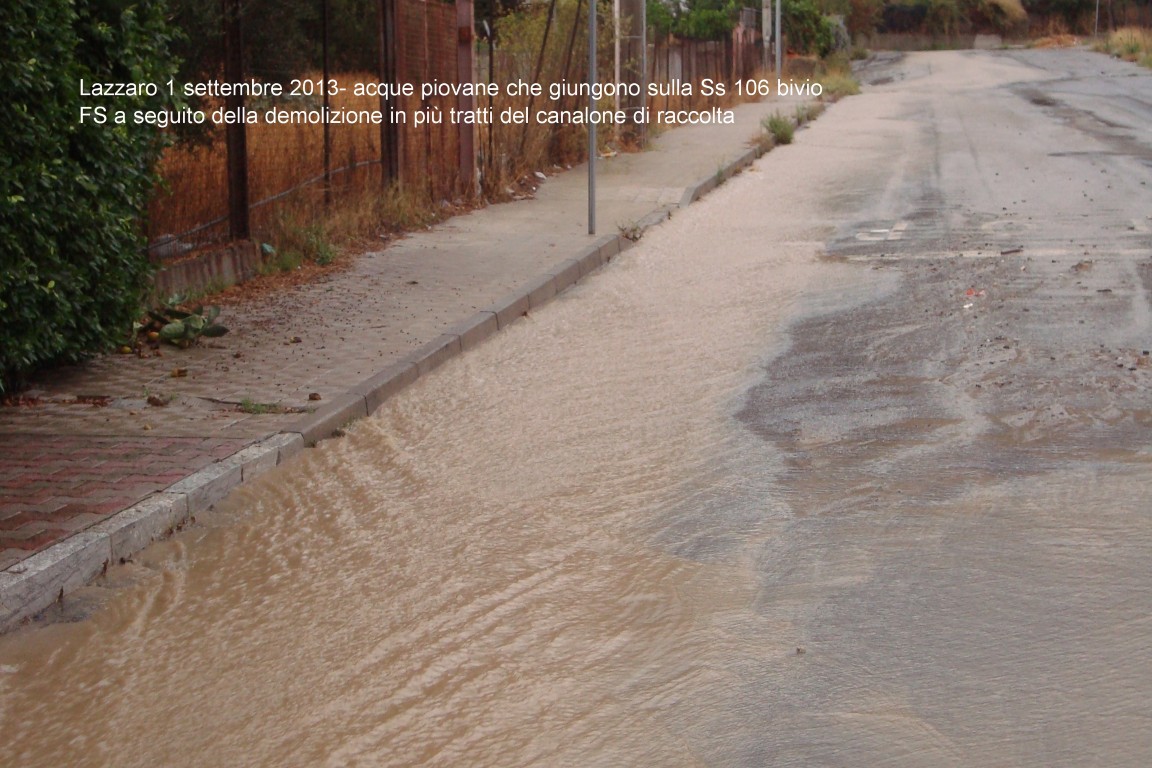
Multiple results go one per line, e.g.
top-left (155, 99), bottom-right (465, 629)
top-left (0, 145), bottom-right (832, 766)
top-left (3, 50), bottom-right (1152, 766)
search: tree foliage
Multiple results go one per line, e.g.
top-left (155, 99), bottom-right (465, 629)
top-left (0, 0), bottom-right (179, 392)
top-left (847, 0), bottom-right (885, 35)
top-left (649, 0), bottom-right (739, 40)
top-left (168, 0), bottom-right (386, 84)
top-left (871, 0), bottom-right (1052, 35)
top-left (784, 0), bottom-right (838, 54)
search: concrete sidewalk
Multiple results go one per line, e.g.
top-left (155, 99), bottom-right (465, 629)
top-left (0, 95), bottom-right (807, 630)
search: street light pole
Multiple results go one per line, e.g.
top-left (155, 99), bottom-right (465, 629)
top-left (589, 0), bottom-right (597, 235)
top-left (775, 0), bottom-right (782, 75)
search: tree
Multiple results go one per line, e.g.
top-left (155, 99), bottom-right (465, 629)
top-left (784, 0), bottom-right (837, 54)
top-left (648, 0), bottom-right (739, 40)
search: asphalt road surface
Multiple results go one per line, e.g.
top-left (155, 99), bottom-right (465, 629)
top-left (731, 48), bottom-right (1152, 764)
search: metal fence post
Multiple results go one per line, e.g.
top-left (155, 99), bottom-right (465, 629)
top-left (588, 0), bottom-right (596, 236)
top-left (323, 0), bottom-right (332, 206)
top-left (457, 0), bottom-right (477, 197)
top-left (223, 0), bottom-right (249, 240)
top-left (378, 0), bottom-right (401, 185)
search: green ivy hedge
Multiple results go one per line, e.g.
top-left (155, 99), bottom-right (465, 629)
top-left (1, 0), bottom-right (179, 393)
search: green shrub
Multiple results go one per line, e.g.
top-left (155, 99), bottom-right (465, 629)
top-left (784, 0), bottom-right (836, 56)
top-left (0, 0), bottom-right (179, 392)
top-left (674, 8), bottom-right (736, 40)
top-left (931, 0), bottom-right (965, 34)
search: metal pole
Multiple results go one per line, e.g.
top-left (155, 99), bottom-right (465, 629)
top-left (457, 0), bottom-right (476, 197)
top-left (762, 0), bottom-right (770, 71)
top-left (488, 18), bottom-right (494, 184)
top-left (377, 0), bottom-right (400, 185)
top-left (774, 0), bottom-right (782, 75)
top-left (614, 0), bottom-right (620, 142)
top-left (588, 0), bottom-right (596, 235)
top-left (637, 0), bottom-right (646, 145)
top-left (223, 0), bottom-right (249, 240)
top-left (322, 0), bottom-right (331, 206)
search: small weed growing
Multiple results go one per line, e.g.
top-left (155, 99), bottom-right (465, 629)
top-left (815, 52), bottom-right (862, 100)
top-left (764, 113), bottom-right (794, 145)
top-left (618, 221), bottom-right (644, 241)
top-left (794, 102), bottom-right (825, 126)
top-left (819, 73), bottom-right (861, 99)
top-left (234, 398), bottom-right (310, 415)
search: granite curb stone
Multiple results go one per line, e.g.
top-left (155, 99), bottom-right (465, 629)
top-left (92, 493), bottom-right (190, 565)
top-left (447, 311), bottom-right (499, 352)
top-left (548, 259), bottom-right (585, 293)
top-left (680, 146), bottom-right (761, 208)
top-left (351, 358), bottom-right (422, 415)
top-left (409, 334), bottom-right (464, 378)
top-left (287, 392), bottom-right (369, 447)
top-left (166, 452), bottom-right (245, 510)
top-left (522, 273), bottom-right (559, 310)
top-left (0, 531), bottom-right (110, 633)
top-left (490, 290), bottom-right (532, 330)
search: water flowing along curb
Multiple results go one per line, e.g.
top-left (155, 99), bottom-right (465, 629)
top-left (0, 147), bottom-right (771, 632)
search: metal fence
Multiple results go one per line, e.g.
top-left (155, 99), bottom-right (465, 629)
top-left (147, 0), bottom-right (466, 259)
top-left (147, 0), bottom-right (762, 261)
top-left (648, 31), bottom-right (761, 111)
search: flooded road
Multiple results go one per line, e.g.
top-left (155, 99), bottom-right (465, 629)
top-left (3, 50), bottom-right (1152, 765)
top-left (0, 146), bottom-right (833, 766)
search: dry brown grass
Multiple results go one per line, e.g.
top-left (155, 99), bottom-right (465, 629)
top-left (150, 75), bottom-right (391, 249)
top-left (1094, 26), bottom-right (1152, 67)
top-left (1031, 34), bottom-right (1081, 48)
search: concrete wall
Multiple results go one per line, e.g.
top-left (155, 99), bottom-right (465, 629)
top-left (150, 241), bottom-right (265, 301)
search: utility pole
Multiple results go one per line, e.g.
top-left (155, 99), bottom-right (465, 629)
top-left (588, 0), bottom-right (596, 235)
top-left (775, 0), bottom-right (782, 75)
top-left (322, 0), bottom-right (331, 206)
top-left (457, 0), bottom-right (477, 196)
top-left (762, 0), bottom-right (771, 71)
top-left (614, 0), bottom-right (621, 139)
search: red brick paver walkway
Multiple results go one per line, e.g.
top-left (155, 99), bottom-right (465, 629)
top-left (0, 434), bottom-right (252, 570)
